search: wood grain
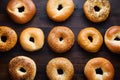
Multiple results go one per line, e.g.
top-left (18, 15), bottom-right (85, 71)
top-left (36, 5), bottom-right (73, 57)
top-left (0, 0), bottom-right (120, 80)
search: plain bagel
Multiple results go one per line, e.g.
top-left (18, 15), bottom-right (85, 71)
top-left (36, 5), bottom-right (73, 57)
top-left (46, 0), bottom-right (74, 22)
top-left (104, 26), bottom-right (120, 54)
top-left (77, 27), bottom-right (103, 53)
top-left (20, 27), bottom-right (44, 52)
top-left (84, 57), bottom-right (114, 80)
top-left (7, 0), bottom-right (36, 24)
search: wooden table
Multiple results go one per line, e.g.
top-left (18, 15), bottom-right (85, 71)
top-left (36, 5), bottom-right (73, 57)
top-left (0, 0), bottom-right (120, 80)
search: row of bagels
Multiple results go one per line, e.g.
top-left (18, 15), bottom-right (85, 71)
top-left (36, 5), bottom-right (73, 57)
top-left (0, 25), bottom-right (120, 54)
top-left (6, 0), bottom-right (111, 24)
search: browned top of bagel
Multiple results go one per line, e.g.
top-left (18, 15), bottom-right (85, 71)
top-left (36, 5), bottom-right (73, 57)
top-left (7, 0), bottom-right (36, 24)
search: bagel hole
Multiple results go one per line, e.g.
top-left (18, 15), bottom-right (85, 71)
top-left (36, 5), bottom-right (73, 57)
top-left (19, 67), bottom-right (26, 73)
top-left (57, 4), bottom-right (63, 10)
top-left (18, 6), bottom-right (25, 13)
top-left (57, 69), bottom-right (63, 75)
top-left (114, 36), bottom-right (120, 41)
top-left (95, 68), bottom-right (103, 75)
top-left (1, 36), bottom-right (7, 42)
top-left (59, 37), bottom-right (63, 41)
top-left (94, 6), bottom-right (100, 12)
top-left (88, 36), bottom-right (93, 42)
top-left (29, 37), bottom-right (34, 43)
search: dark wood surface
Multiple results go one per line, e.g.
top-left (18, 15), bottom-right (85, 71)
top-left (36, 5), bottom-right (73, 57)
top-left (0, 0), bottom-right (120, 80)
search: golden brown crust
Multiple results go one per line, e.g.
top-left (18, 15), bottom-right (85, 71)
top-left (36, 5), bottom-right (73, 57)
top-left (105, 26), bottom-right (120, 54)
top-left (47, 26), bottom-right (75, 53)
top-left (46, 57), bottom-right (74, 80)
top-left (77, 27), bottom-right (103, 53)
top-left (83, 0), bottom-right (110, 23)
top-left (9, 56), bottom-right (36, 80)
top-left (7, 0), bottom-right (36, 24)
top-left (84, 57), bottom-right (114, 80)
top-left (20, 27), bottom-right (44, 52)
top-left (0, 26), bottom-right (17, 52)
top-left (46, 0), bottom-right (74, 22)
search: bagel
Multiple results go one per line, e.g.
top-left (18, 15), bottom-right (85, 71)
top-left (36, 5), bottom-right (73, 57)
top-left (77, 27), bottom-right (103, 53)
top-left (0, 26), bottom-right (17, 52)
top-left (83, 0), bottom-right (110, 22)
top-left (7, 0), bottom-right (36, 24)
top-left (47, 26), bottom-right (75, 53)
top-left (104, 26), bottom-right (120, 54)
top-left (84, 57), bottom-right (114, 80)
top-left (46, 57), bottom-right (74, 80)
top-left (9, 56), bottom-right (36, 80)
top-left (46, 0), bottom-right (74, 22)
top-left (20, 27), bottom-right (44, 52)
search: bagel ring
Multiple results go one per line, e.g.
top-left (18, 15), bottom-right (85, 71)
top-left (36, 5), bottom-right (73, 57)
top-left (46, 0), bottom-right (74, 22)
top-left (104, 26), bottom-right (120, 54)
top-left (20, 27), bottom-right (44, 52)
top-left (77, 27), bottom-right (103, 53)
top-left (9, 56), bottom-right (36, 80)
top-left (47, 26), bottom-right (75, 53)
top-left (7, 0), bottom-right (36, 24)
top-left (0, 26), bottom-right (17, 52)
top-left (84, 57), bottom-right (114, 80)
top-left (46, 57), bottom-right (74, 80)
top-left (83, 0), bottom-right (110, 22)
